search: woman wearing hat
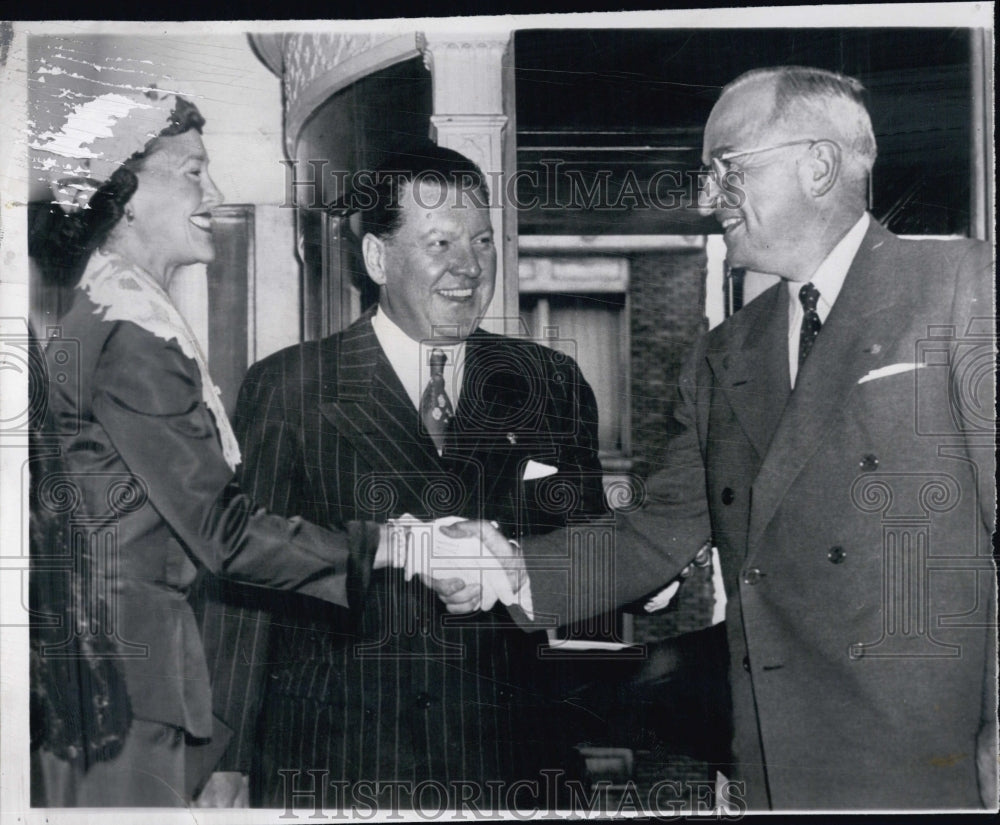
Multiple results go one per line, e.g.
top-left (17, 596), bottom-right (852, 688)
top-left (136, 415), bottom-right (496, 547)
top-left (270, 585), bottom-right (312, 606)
top-left (29, 91), bottom-right (380, 807)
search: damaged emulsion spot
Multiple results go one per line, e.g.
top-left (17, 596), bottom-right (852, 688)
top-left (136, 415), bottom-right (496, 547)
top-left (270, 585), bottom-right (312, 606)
top-left (0, 21), bottom-right (12, 68)
top-left (28, 39), bottom-right (191, 207)
top-left (928, 754), bottom-right (967, 768)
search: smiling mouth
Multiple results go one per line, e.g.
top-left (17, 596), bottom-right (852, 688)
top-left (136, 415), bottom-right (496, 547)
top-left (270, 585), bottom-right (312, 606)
top-left (189, 212), bottom-right (213, 233)
top-left (438, 288), bottom-right (475, 300)
top-left (719, 216), bottom-right (744, 234)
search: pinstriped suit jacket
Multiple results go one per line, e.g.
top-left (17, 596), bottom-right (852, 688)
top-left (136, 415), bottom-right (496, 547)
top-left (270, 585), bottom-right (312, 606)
top-left (203, 309), bottom-right (607, 800)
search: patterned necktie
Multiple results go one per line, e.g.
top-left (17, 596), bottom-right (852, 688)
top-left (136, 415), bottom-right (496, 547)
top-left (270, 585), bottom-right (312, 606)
top-left (798, 282), bottom-right (822, 369)
top-left (420, 348), bottom-right (454, 452)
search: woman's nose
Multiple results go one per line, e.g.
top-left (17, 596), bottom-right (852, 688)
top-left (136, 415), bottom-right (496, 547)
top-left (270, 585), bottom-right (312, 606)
top-left (203, 172), bottom-right (224, 208)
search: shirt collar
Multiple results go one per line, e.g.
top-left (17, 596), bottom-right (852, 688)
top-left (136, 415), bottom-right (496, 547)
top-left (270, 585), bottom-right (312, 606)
top-left (370, 306), bottom-right (466, 410)
top-left (788, 211), bottom-right (870, 314)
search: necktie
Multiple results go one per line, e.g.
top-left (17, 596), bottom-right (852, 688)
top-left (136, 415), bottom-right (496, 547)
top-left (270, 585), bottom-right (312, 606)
top-left (420, 348), bottom-right (454, 452)
top-left (798, 282), bottom-right (822, 369)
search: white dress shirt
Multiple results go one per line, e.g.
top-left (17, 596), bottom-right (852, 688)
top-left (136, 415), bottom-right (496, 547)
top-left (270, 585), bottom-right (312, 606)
top-left (371, 307), bottom-right (466, 451)
top-left (787, 212), bottom-right (870, 388)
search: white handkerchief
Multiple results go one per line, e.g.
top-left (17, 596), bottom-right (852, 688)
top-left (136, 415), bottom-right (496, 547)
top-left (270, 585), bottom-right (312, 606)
top-left (643, 547), bottom-right (726, 625)
top-left (857, 362), bottom-right (925, 385)
top-left (709, 547), bottom-right (726, 627)
top-left (524, 460), bottom-right (558, 481)
top-left (644, 581), bottom-right (680, 613)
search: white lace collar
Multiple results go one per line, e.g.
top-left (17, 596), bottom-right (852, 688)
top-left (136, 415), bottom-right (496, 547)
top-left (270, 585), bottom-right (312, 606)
top-left (79, 249), bottom-right (241, 471)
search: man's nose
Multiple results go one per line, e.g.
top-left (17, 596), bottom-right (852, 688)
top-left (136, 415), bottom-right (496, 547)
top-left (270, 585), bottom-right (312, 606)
top-left (451, 243), bottom-right (482, 278)
top-left (697, 171), bottom-right (722, 218)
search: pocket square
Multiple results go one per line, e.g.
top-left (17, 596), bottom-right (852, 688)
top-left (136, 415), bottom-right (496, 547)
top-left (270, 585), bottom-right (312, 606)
top-left (523, 460), bottom-right (557, 481)
top-left (857, 362), bottom-right (925, 385)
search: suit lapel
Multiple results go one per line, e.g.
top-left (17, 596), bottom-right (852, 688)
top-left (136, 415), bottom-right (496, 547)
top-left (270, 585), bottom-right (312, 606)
top-left (317, 316), bottom-right (443, 512)
top-left (746, 220), bottom-right (912, 555)
top-left (447, 332), bottom-right (529, 504)
top-left (707, 284), bottom-right (791, 459)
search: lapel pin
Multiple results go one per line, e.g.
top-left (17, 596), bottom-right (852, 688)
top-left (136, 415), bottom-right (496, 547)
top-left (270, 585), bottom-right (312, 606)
top-left (865, 344), bottom-right (882, 354)
top-left (507, 433), bottom-right (517, 445)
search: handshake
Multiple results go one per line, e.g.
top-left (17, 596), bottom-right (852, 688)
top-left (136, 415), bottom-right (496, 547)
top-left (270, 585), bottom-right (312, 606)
top-left (377, 516), bottom-right (533, 618)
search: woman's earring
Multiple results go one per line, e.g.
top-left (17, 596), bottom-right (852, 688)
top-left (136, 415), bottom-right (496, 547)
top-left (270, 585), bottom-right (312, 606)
top-left (125, 207), bottom-right (135, 225)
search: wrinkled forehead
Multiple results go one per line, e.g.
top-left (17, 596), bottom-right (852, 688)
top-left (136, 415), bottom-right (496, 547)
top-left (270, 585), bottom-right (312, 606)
top-left (398, 178), bottom-right (492, 232)
top-left (702, 78), bottom-right (783, 160)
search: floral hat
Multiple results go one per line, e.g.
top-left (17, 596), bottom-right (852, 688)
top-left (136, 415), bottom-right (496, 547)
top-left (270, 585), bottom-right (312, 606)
top-left (30, 88), bottom-right (189, 213)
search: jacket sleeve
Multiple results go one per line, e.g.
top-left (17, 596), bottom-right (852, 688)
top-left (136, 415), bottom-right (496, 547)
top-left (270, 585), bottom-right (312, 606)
top-left (90, 321), bottom-right (376, 603)
top-left (948, 240), bottom-right (997, 804)
top-left (520, 335), bottom-right (712, 628)
top-left (557, 355), bottom-right (611, 520)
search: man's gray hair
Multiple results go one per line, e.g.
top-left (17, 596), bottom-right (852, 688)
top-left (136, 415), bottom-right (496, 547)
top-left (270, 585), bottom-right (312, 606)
top-left (723, 66), bottom-right (877, 176)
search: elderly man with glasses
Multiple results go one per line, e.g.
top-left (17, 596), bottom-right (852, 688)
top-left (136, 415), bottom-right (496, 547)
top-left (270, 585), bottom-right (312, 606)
top-left (460, 65), bottom-right (996, 811)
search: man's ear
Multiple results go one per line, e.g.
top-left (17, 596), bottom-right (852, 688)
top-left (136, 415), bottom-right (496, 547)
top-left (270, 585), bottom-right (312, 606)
top-left (803, 139), bottom-right (841, 198)
top-left (361, 233), bottom-right (387, 286)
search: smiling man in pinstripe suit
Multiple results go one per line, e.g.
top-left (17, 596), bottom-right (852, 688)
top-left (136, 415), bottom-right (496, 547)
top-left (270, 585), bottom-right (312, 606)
top-left (206, 143), bottom-right (608, 809)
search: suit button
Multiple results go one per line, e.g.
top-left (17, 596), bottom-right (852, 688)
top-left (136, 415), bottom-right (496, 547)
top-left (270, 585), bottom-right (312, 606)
top-left (721, 487), bottom-right (735, 505)
top-left (743, 568), bottom-right (764, 585)
top-left (363, 707), bottom-right (375, 720)
top-left (742, 655), bottom-right (751, 672)
top-left (413, 692), bottom-right (435, 710)
top-left (827, 546), bottom-right (846, 564)
top-left (859, 454), bottom-right (879, 472)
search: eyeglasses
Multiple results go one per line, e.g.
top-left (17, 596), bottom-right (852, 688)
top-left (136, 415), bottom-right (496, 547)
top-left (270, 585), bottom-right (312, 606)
top-left (702, 139), bottom-right (820, 186)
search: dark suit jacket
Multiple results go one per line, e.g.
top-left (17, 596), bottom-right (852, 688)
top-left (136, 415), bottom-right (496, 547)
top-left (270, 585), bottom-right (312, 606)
top-left (523, 219), bottom-right (996, 810)
top-left (208, 311), bottom-right (607, 800)
top-left (37, 287), bottom-right (362, 742)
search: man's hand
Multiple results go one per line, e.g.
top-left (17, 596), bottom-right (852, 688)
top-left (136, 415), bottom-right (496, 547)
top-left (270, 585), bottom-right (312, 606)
top-left (422, 575), bottom-right (483, 614)
top-left (439, 519), bottom-right (526, 594)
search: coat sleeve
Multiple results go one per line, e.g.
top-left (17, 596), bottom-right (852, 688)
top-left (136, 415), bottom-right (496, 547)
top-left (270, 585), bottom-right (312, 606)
top-left (90, 321), bottom-right (374, 603)
top-left (949, 240), bottom-right (995, 533)
top-left (948, 241), bottom-right (997, 805)
top-left (557, 355), bottom-right (611, 520)
top-left (520, 336), bottom-right (712, 628)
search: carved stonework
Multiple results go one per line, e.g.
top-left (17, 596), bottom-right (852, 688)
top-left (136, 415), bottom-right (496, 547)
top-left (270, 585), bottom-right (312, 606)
top-left (421, 35), bottom-right (510, 115)
top-left (249, 31), bottom-right (423, 156)
top-left (283, 33), bottom-right (393, 115)
top-left (428, 123), bottom-right (506, 177)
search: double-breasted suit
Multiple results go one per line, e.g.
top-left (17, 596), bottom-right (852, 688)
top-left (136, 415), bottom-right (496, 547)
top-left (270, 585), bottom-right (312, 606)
top-left (213, 310), bottom-right (607, 804)
top-left (524, 219), bottom-right (995, 809)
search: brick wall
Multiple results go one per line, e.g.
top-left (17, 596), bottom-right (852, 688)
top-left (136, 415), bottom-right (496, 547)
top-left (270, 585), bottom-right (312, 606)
top-left (627, 248), bottom-right (714, 640)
